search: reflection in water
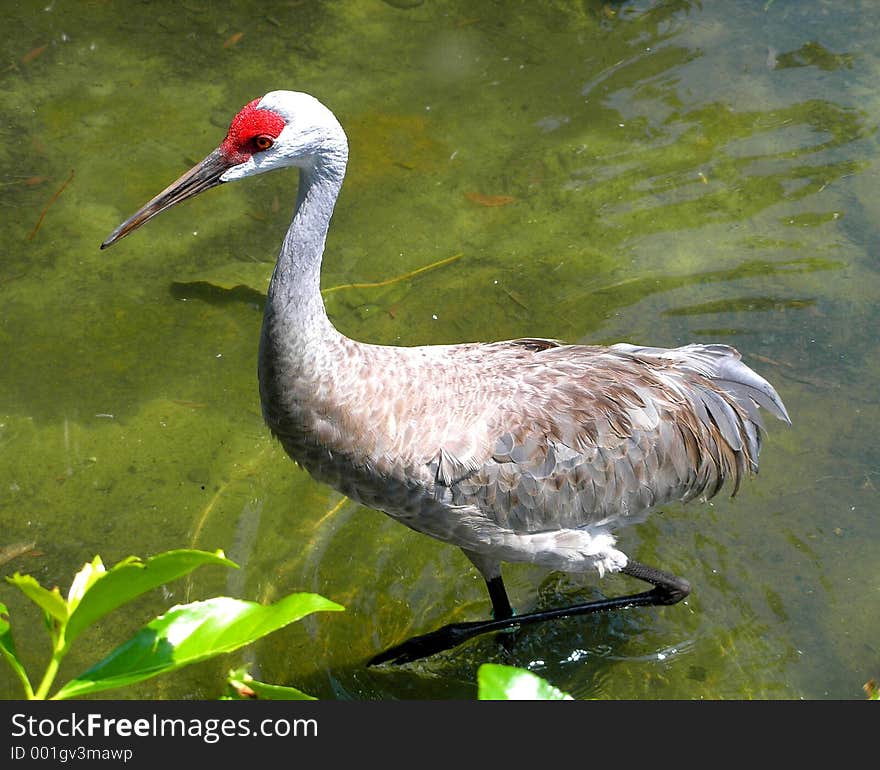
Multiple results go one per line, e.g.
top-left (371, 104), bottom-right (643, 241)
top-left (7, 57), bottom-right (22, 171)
top-left (561, 257), bottom-right (838, 340)
top-left (768, 41), bottom-right (855, 72)
top-left (663, 296), bottom-right (816, 317)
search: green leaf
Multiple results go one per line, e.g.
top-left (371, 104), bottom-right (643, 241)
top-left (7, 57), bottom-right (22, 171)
top-left (64, 549), bottom-right (236, 648)
top-left (226, 666), bottom-right (315, 701)
top-left (6, 573), bottom-right (68, 624)
top-left (66, 556), bottom-right (106, 613)
top-left (0, 603), bottom-right (33, 697)
top-left (54, 593), bottom-right (343, 699)
top-left (477, 664), bottom-right (573, 700)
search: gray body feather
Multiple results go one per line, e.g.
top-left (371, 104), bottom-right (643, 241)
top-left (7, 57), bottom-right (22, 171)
top-left (260, 326), bottom-right (790, 580)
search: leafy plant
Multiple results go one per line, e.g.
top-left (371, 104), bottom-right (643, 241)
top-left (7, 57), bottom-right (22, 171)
top-left (225, 665), bottom-right (315, 700)
top-left (477, 664), bottom-right (573, 700)
top-left (0, 549), bottom-right (342, 700)
top-left (223, 662), bottom-right (573, 701)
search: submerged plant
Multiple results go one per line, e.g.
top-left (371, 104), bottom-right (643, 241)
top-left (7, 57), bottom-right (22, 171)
top-left (0, 549), bottom-right (342, 700)
top-left (225, 665), bottom-right (316, 700)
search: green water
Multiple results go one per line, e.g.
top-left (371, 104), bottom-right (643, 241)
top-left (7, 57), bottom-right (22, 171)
top-left (0, 0), bottom-right (878, 700)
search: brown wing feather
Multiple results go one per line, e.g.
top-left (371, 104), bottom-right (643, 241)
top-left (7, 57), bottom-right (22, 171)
top-left (434, 341), bottom-right (788, 535)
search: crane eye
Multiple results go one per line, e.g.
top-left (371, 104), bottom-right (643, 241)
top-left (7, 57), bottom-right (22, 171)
top-left (254, 135), bottom-right (274, 151)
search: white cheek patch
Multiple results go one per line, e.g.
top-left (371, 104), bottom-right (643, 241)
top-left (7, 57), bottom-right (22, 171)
top-left (221, 157), bottom-right (258, 181)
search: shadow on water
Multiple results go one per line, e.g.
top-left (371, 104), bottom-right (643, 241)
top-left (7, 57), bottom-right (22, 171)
top-left (170, 280), bottom-right (266, 308)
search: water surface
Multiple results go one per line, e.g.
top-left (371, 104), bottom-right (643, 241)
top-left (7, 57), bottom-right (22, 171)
top-left (0, 0), bottom-right (878, 700)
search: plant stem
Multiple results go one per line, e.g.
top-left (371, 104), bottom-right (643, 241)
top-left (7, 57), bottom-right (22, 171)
top-left (32, 641), bottom-right (65, 700)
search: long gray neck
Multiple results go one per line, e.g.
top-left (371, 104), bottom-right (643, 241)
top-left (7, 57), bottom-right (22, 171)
top-left (265, 154), bottom-right (346, 340)
top-left (258, 148), bottom-right (349, 425)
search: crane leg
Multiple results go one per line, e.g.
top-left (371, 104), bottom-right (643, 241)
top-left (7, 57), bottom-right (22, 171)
top-left (486, 575), bottom-right (514, 620)
top-left (367, 560), bottom-right (690, 666)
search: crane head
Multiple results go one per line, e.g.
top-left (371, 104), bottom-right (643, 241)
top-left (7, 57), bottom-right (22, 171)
top-left (101, 91), bottom-right (346, 249)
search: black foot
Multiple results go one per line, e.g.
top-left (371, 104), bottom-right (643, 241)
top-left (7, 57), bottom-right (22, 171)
top-left (369, 560), bottom-right (691, 666)
top-left (621, 560), bottom-right (690, 604)
top-left (368, 619), bottom-right (500, 666)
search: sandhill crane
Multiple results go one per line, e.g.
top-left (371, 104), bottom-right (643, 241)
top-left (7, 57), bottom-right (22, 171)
top-left (102, 91), bottom-right (790, 665)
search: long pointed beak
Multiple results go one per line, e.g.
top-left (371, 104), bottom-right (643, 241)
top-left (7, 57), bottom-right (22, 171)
top-left (100, 149), bottom-right (232, 249)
